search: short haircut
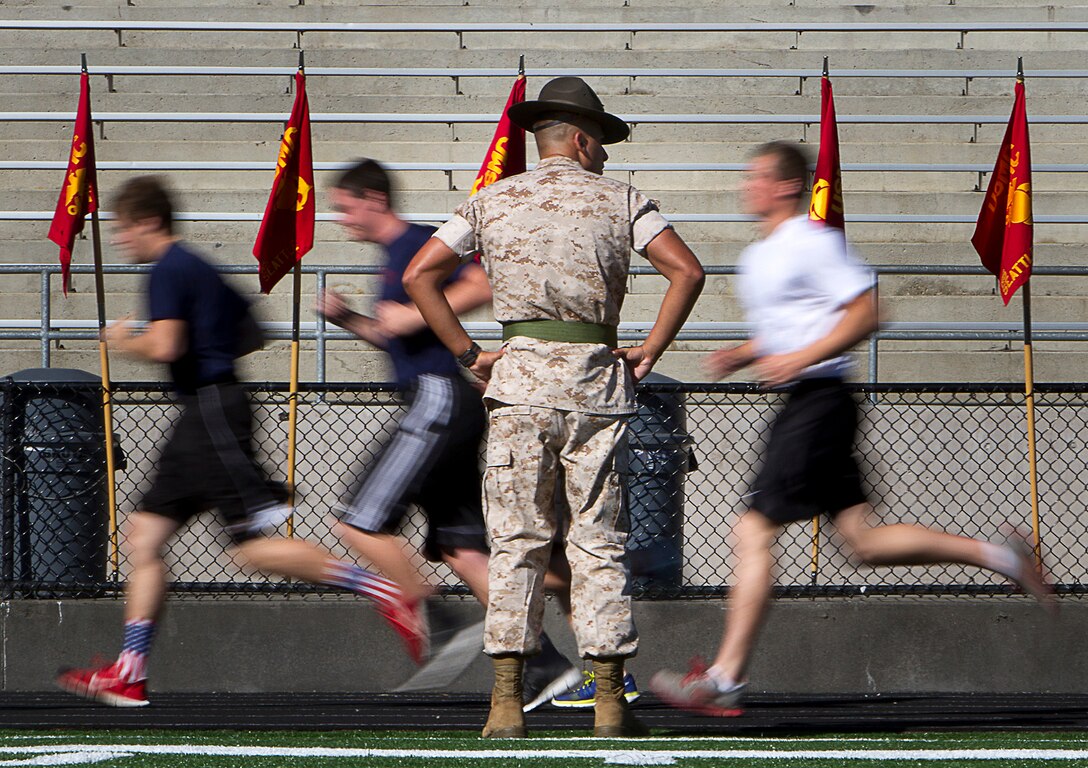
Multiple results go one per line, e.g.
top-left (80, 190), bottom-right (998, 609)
top-left (752, 140), bottom-right (811, 197)
top-left (111, 175), bottom-right (175, 234)
top-left (334, 158), bottom-right (394, 206)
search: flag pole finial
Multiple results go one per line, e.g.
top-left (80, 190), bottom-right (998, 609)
top-left (298, 50), bottom-right (305, 72)
top-left (1016, 56), bottom-right (1024, 82)
top-left (518, 54), bottom-right (525, 75)
top-left (81, 52), bottom-right (88, 73)
top-left (822, 56), bottom-right (829, 78)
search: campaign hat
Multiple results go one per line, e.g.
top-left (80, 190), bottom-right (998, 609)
top-left (507, 77), bottom-right (629, 145)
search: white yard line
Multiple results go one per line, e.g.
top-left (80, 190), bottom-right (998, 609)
top-left (2, 744), bottom-right (1088, 761)
top-left (526, 736), bottom-right (935, 743)
top-left (0, 752), bottom-right (130, 766)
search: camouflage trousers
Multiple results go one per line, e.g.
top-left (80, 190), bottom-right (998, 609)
top-left (482, 404), bottom-right (637, 659)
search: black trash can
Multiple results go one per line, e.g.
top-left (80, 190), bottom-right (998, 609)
top-left (2, 368), bottom-right (112, 597)
top-left (625, 373), bottom-right (695, 595)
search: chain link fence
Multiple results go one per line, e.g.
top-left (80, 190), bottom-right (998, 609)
top-left (3, 377), bottom-right (1085, 600)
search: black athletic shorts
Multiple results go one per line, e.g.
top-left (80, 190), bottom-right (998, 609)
top-left (748, 377), bottom-right (867, 525)
top-left (338, 373), bottom-right (489, 561)
top-left (140, 382), bottom-right (285, 544)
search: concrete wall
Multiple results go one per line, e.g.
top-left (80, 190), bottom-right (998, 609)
top-left (2, 596), bottom-right (1080, 694)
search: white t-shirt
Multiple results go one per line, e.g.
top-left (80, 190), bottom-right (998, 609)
top-left (736, 215), bottom-right (873, 380)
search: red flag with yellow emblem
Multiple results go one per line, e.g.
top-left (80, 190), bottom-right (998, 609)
top-left (254, 67), bottom-right (314, 294)
top-left (469, 70), bottom-right (526, 196)
top-left (808, 66), bottom-right (844, 231)
top-left (972, 77), bottom-right (1032, 305)
top-left (48, 67), bottom-right (98, 296)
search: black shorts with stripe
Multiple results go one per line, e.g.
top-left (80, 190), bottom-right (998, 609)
top-left (140, 382), bottom-right (286, 544)
top-left (748, 377), bottom-right (868, 525)
top-left (338, 373), bottom-right (488, 561)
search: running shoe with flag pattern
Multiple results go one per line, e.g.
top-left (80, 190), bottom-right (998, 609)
top-left (378, 597), bottom-right (429, 664)
top-left (55, 662), bottom-right (149, 708)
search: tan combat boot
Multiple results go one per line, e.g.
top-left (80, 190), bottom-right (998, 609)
top-left (482, 655), bottom-right (527, 738)
top-left (593, 657), bottom-right (650, 738)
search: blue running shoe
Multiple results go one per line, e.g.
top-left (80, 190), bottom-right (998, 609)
top-left (550, 670), bottom-right (640, 708)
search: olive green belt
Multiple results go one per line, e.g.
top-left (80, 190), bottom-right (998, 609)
top-left (502, 320), bottom-right (618, 347)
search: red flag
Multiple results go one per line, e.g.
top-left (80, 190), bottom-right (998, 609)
top-left (253, 68), bottom-right (314, 294)
top-left (469, 73), bottom-right (526, 196)
top-left (808, 73), bottom-right (845, 231)
top-left (972, 79), bottom-right (1032, 305)
top-left (48, 69), bottom-right (98, 296)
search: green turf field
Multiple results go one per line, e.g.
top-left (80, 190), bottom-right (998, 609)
top-left (4, 730), bottom-right (1088, 767)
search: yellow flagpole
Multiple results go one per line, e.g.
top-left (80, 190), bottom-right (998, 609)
top-left (1021, 283), bottom-right (1042, 568)
top-left (1015, 60), bottom-right (1042, 569)
top-left (810, 517), bottom-right (820, 585)
top-left (90, 210), bottom-right (119, 578)
top-left (81, 51), bottom-right (120, 581)
top-left (281, 49), bottom-right (307, 539)
top-left (285, 261), bottom-right (301, 538)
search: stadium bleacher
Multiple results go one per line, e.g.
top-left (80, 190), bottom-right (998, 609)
top-left (1, 1), bottom-right (1086, 384)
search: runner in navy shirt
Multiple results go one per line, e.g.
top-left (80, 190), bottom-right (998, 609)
top-left (57, 176), bottom-right (431, 709)
top-left (147, 241), bottom-right (246, 393)
top-left (318, 160), bottom-right (581, 707)
top-left (378, 223), bottom-right (464, 389)
top-left (317, 160), bottom-right (493, 594)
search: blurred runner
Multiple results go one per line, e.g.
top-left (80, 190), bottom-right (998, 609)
top-left (318, 159), bottom-right (581, 709)
top-left (650, 141), bottom-right (1054, 717)
top-left (57, 176), bottom-right (426, 708)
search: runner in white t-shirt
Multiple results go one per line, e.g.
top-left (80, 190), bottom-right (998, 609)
top-left (650, 140), bottom-right (1054, 716)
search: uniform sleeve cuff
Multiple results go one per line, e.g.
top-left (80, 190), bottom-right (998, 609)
top-left (633, 210), bottom-right (672, 254)
top-left (433, 215), bottom-right (476, 261)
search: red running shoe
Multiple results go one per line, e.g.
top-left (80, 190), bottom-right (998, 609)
top-left (649, 658), bottom-right (745, 717)
top-left (379, 598), bottom-right (429, 664)
top-left (56, 663), bottom-right (149, 708)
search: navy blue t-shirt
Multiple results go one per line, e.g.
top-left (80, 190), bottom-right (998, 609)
top-left (381, 224), bottom-right (463, 389)
top-left (147, 242), bottom-right (248, 394)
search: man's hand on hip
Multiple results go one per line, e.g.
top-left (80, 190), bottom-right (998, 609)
top-left (613, 345), bottom-right (656, 383)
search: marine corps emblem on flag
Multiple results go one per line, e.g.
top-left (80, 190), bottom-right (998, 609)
top-left (972, 79), bottom-right (1033, 305)
top-left (48, 68), bottom-right (98, 295)
top-left (254, 68), bottom-right (315, 294)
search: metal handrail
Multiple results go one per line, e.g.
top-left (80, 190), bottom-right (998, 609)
top-left (3, 160), bottom-right (1087, 174)
top-left (4, 262), bottom-right (1088, 383)
top-left (3, 65), bottom-right (1088, 79)
top-left (3, 111), bottom-right (1087, 124)
top-left (5, 211), bottom-right (1088, 224)
top-left (2, 20), bottom-right (1088, 32)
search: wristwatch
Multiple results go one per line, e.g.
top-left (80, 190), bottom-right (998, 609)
top-left (457, 341), bottom-right (482, 368)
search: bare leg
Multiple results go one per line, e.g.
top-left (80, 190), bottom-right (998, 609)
top-left (544, 545), bottom-right (573, 622)
top-left (443, 547), bottom-right (491, 606)
top-left (334, 522), bottom-right (432, 602)
top-left (711, 510), bottom-right (780, 683)
top-left (232, 536), bottom-right (343, 583)
top-left (124, 512), bottom-right (182, 623)
top-left (835, 503), bottom-right (991, 568)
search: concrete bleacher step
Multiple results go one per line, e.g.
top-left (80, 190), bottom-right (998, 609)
top-left (9, 238), bottom-right (1085, 270)
top-left (7, 46), bottom-right (1086, 72)
top-left (5, 137), bottom-right (1084, 173)
top-left (9, 3), bottom-right (1088, 23)
top-left (5, 73), bottom-right (1086, 101)
top-left (6, 0), bottom-right (1078, 8)
top-left (9, 90), bottom-right (1085, 114)
top-left (6, 186), bottom-right (1086, 222)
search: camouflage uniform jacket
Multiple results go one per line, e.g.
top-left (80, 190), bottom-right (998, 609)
top-left (433, 156), bottom-right (671, 415)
